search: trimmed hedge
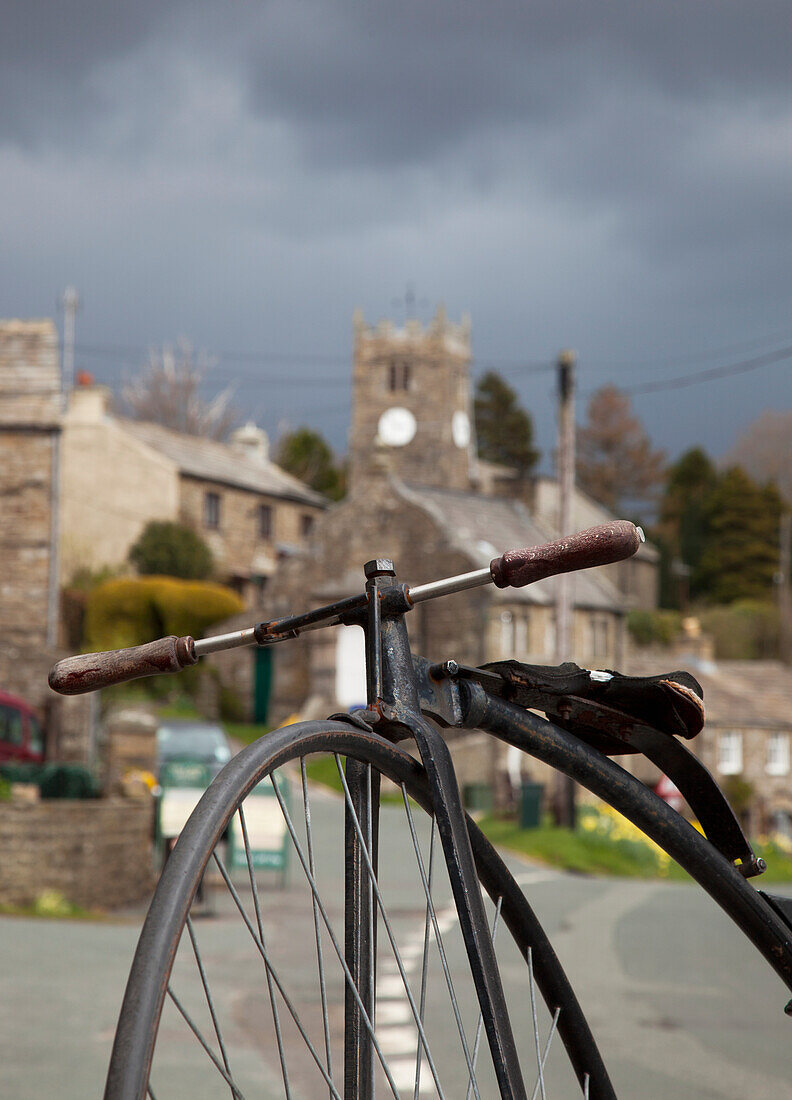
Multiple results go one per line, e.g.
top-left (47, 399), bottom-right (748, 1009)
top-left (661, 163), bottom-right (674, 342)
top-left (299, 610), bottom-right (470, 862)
top-left (85, 576), bottom-right (244, 652)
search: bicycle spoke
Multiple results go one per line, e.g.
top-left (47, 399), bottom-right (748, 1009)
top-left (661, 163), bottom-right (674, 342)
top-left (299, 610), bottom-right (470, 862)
top-left (212, 849), bottom-right (344, 1100)
top-left (166, 985), bottom-right (246, 1099)
top-left (366, 761), bottom-right (376, 1090)
top-left (528, 1008), bottom-right (561, 1100)
top-left (300, 759), bottom-right (334, 1093)
top-left (268, 772), bottom-right (403, 1100)
top-left (238, 802), bottom-right (293, 1098)
top-left (465, 896), bottom-right (503, 1100)
top-left (337, 759), bottom-right (448, 1100)
top-left (413, 815), bottom-right (436, 1100)
top-left (527, 946), bottom-right (547, 1100)
top-left (185, 915), bottom-right (235, 1093)
top-left (400, 785), bottom-right (481, 1100)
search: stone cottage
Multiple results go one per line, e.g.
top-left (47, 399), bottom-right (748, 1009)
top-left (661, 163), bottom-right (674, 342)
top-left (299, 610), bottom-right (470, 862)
top-left (60, 382), bottom-right (328, 604)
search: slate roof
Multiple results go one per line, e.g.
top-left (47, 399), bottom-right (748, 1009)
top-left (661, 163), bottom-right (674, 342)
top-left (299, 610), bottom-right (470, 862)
top-left (120, 419), bottom-right (327, 507)
top-left (397, 481), bottom-right (624, 611)
top-left (624, 653), bottom-right (792, 730)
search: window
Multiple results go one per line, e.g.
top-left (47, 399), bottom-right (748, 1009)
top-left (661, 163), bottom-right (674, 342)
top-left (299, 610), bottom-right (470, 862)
top-left (258, 504), bottom-right (273, 540)
top-left (718, 730), bottom-right (743, 775)
top-left (301, 514), bottom-right (315, 539)
top-left (204, 491), bottom-right (221, 530)
top-left (388, 358), bottom-right (411, 392)
top-left (588, 615), bottom-right (611, 660)
top-left (28, 715), bottom-right (44, 757)
top-left (0, 704), bottom-right (23, 746)
top-left (499, 610), bottom-right (514, 657)
top-left (766, 732), bottom-right (790, 776)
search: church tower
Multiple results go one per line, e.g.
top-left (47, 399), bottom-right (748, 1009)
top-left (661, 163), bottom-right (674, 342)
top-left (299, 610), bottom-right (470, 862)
top-left (348, 305), bottom-right (475, 494)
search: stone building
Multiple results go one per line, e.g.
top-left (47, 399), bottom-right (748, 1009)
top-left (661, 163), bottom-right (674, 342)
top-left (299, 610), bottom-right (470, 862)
top-left (625, 651), bottom-right (792, 837)
top-left (0, 320), bottom-right (90, 760)
top-left (60, 382), bottom-right (328, 603)
top-left (212, 307), bottom-right (658, 727)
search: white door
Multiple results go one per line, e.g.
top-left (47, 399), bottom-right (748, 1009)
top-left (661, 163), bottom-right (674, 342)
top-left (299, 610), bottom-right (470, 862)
top-left (335, 625), bottom-right (368, 709)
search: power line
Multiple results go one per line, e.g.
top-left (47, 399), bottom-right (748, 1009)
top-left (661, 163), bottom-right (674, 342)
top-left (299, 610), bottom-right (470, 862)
top-left (624, 344), bottom-right (792, 395)
top-left (584, 322), bottom-right (792, 375)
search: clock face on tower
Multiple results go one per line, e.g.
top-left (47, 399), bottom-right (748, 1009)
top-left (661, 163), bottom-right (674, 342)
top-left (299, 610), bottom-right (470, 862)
top-left (452, 410), bottom-right (470, 448)
top-left (377, 406), bottom-right (417, 447)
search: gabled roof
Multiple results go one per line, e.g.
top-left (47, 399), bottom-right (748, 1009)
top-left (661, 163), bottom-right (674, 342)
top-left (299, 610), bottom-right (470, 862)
top-left (533, 476), bottom-right (660, 563)
top-left (624, 654), bottom-right (792, 729)
top-left (120, 419), bottom-right (327, 508)
top-left (396, 481), bottom-right (624, 611)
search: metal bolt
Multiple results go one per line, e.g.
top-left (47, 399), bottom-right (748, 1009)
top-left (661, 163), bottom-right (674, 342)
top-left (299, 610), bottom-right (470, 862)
top-left (364, 558), bottom-right (395, 579)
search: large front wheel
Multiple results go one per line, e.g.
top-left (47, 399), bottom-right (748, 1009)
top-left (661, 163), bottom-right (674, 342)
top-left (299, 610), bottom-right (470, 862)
top-left (106, 721), bottom-right (613, 1099)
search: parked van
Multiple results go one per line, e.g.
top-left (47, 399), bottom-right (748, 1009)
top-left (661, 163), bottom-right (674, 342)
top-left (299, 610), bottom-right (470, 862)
top-left (0, 690), bottom-right (45, 763)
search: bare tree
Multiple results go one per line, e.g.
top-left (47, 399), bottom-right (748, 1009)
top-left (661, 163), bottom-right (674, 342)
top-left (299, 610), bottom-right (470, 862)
top-left (121, 340), bottom-right (237, 440)
top-left (725, 410), bottom-right (792, 504)
top-left (576, 385), bottom-right (666, 514)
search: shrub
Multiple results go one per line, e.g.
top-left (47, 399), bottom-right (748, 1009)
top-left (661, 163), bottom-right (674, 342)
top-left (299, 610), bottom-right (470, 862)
top-left (85, 577), bottom-right (244, 652)
top-left (626, 609), bottom-right (683, 648)
top-left (697, 601), bottom-right (779, 660)
top-left (129, 521), bottom-right (213, 580)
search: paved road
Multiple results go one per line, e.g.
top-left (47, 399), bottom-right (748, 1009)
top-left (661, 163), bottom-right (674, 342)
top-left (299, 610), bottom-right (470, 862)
top-left (2, 783), bottom-right (791, 1098)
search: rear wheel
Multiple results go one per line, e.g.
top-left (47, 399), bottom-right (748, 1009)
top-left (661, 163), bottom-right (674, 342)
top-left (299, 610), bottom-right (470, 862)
top-left (105, 720), bottom-right (614, 1099)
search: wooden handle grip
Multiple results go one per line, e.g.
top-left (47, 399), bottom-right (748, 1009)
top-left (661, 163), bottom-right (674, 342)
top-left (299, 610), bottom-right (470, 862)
top-left (490, 520), bottom-right (643, 589)
top-left (48, 635), bottom-right (198, 696)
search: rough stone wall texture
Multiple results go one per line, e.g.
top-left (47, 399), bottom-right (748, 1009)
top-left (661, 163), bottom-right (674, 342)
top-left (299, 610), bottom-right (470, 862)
top-left (348, 310), bottom-right (475, 494)
top-left (0, 319), bottom-right (61, 648)
top-left (0, 798), bottom-right (155, 909)
top-left (60, 393), bottom-right (178, 582)
top-left (178, 475), bottom-right (320, 592)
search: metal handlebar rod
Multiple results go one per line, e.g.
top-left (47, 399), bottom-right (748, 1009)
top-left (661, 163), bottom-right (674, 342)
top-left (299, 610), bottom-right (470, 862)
top-left (48, 521), bottom-right (643, 695)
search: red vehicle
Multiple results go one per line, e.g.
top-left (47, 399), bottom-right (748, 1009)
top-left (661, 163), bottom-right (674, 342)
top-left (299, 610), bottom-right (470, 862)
top-left (0, 690), bottom-right (45, 763)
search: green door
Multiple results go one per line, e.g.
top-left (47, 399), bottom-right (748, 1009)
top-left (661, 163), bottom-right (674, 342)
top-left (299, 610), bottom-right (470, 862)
top-left (253, 646), bottom-right (273, 724)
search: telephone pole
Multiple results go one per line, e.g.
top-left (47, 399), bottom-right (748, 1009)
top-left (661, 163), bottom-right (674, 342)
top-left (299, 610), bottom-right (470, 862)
top-left (60, 286), bottom-right (80, 396)
top-left (554, 349), bottom-right (577, 827)
top-left (555, 349), bottom-right (576, 662)
top-left (780, 512), bottom-right (792, 665)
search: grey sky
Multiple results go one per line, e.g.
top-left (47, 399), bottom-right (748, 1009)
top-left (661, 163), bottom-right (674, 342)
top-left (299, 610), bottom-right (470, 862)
top-left (1, 0), bottom-right (790, 466)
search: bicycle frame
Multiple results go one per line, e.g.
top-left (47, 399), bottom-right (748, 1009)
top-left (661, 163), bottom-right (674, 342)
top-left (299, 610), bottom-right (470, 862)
top-left (343, 558), bottom-right (792, 1100)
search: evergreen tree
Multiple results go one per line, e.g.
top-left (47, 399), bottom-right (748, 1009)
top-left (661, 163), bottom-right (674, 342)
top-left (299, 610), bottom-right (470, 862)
top-left (276, 427), bottom-right (345, 500)
top-left (129, 521), bottom-right (214, 580)
top-left (474, 371), bottom-right (539, 475)
top-left (696, 467), bottom-right (782, 603)
top-left (655, 447), bottom-right (718, 603)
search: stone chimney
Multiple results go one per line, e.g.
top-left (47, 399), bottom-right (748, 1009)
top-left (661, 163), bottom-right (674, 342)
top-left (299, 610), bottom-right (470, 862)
top-left (66, 378), bottom-right (112, 423)
top-left (231, 422), bottom-right (269, 463)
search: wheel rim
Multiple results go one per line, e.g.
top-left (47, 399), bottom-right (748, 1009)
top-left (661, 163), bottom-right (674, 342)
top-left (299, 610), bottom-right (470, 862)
top-left (106, 721), bottom-right (611, 1100)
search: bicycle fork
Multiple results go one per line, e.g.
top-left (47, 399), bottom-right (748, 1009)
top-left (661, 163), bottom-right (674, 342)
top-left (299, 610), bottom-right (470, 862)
top-left (342, 560), bottom-right (527, 1100)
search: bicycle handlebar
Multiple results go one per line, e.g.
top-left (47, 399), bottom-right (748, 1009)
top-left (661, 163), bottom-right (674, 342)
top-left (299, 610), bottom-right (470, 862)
top-left (489, 519), bottom-right (642, 588)
top-left (48, 635), bottom-right (198, 696)
top-left (48, 520), bottom-right (643, 695)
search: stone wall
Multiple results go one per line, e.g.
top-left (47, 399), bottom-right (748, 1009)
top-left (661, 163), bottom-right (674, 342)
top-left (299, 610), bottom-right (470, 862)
top-left (0, 319), bottom-right (61, 647)
top-left (178, 474), bottom-right (321, 597)
top-left (0, 798), bottom-right (155, 910)
top-left (348, 308), bottom-right (475, 494)
top-left (60, 387), bottom-right (178, 582)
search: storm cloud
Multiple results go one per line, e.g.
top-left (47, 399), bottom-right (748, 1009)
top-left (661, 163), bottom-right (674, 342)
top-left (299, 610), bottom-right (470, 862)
top-left (1, 0), bottom-right (790, 459)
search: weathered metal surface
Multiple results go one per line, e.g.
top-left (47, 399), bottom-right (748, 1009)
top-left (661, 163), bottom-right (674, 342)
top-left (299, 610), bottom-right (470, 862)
top-left (475, 690), bottom-right (792, 994)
